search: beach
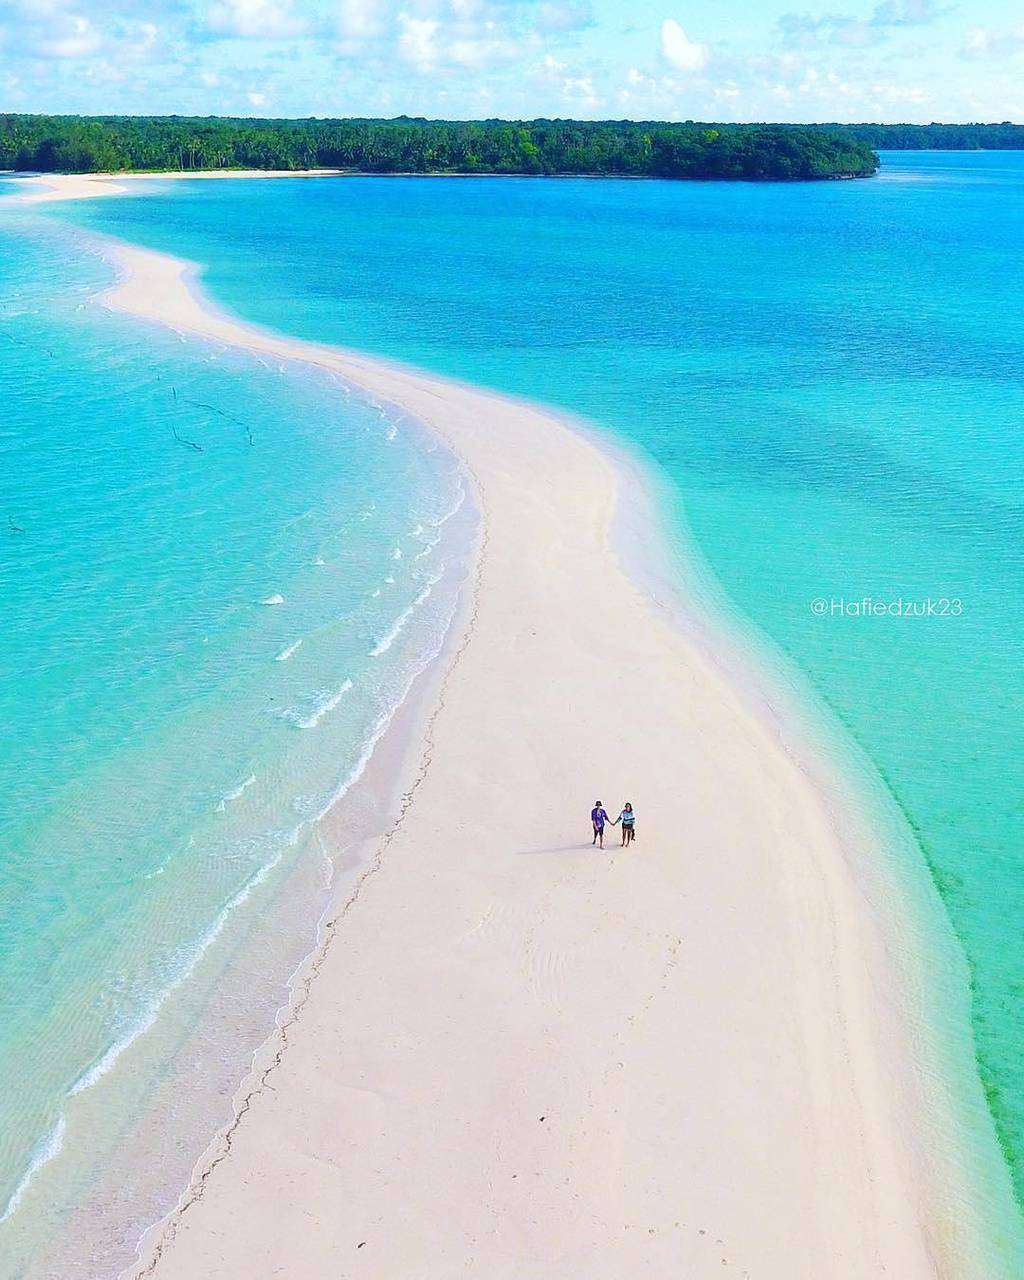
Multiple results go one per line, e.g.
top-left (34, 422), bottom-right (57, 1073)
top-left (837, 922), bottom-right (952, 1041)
top-left (16, 173), bottom-right (980, 1278)
top-left (14, 170), bottom-right (346, 203)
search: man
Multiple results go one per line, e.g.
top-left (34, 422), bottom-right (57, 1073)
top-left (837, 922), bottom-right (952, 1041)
top-left (591, 800), bottom-right (610, 848)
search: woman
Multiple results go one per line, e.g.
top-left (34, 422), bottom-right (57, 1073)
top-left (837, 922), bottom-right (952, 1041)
top-left (616, 803), bottom-right (635, 846)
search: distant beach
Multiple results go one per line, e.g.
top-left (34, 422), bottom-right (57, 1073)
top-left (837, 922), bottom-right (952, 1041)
top-left (2, 171), bottom-right (1000, 1277)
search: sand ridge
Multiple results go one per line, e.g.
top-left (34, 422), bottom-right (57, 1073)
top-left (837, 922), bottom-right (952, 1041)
top-left (15, 174), bottom-right (970, 1279)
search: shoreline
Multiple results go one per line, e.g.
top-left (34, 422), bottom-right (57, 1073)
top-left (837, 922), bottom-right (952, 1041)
top-left (12, 172), bottom-right (1010, 1277)
top-left (31, 458), bottom-right (482, 1280)
top-left (11, 170), bottom-right (348, 203)
top-left (594, 422), bottom-right (1023, 1273)
top-left (6, 165), bottom-right (876, 199)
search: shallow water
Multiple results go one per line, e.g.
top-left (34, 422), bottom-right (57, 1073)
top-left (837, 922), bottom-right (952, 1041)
top-left (54, 155), bottom-right (1024, 1249)
top-left (0, 206), bottom-right (468, 1274)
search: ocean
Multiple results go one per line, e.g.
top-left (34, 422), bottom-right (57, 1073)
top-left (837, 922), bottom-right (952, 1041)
top-left (3, 151), bottom-right (1023, 1271)
top-left (0, 196), bottom-right (471, 1275)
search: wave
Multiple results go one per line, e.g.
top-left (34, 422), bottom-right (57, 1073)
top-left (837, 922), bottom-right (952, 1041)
top-left (275, 638), bottom-right (303, 662)
top-left (297, 679), bottom-right (353, 730)
top-left (305, 562), bottom-right (463, 836)
top-left (432, 481), bottom-right (466, 528)
top-left (217, 774), bottom-right (257, 811)
top-left (0, 1115), bottom-right (66, 1225)
top-left (370, 571), bottom-right (443, 658)
top-left (260, 593), bottom-right (284, 606)
top-left (69, 851), bottom-right (285, 1103)
top-left (69, 1015), bottom-right (157, 1100)
top-left (392, 545), bottom-right (403, 560)
top-left (37, 549), bottom-right (464, 1231)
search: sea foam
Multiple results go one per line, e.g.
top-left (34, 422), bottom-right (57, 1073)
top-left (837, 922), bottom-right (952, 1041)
top-left (217, 774), bottom-right (257, 811)
top-left (370, 571), bottom-right (443, 658)
top-left (297, 679), bottom-right (354, 730)
top-left (0, 1116), bottom-right (66, 1225)
top-left (69, 850), bottom-right (286, 1102)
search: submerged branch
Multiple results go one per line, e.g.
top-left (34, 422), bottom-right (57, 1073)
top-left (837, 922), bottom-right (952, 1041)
top-left (181, 396), bottom-right (255, 447)
top-left (172, 424), bottom-right (204, 453)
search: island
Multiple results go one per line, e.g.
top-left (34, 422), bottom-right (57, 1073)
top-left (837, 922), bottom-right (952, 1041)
top-left (0, 114), bottom-right (879, 181)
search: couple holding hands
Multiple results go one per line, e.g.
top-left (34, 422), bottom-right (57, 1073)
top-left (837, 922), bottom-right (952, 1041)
top-left (590, 800), bottom-right (635, 849)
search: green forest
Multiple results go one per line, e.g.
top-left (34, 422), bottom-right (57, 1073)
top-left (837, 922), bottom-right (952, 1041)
top-left (0, 115), bottom-right (879, 180)
top-left (837, 122), bottom-right (1024, 149)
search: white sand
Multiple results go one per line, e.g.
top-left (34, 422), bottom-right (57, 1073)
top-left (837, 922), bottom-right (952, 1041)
top-left (19, 174), bottom-right (979, 1277)
top-left (14, 170), bottom-right (344, 204)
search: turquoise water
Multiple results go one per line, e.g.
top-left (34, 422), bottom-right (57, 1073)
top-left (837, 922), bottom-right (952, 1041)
top-left (53, 156), bottom-right (1024, 1255)
top-left (2, 154), bottom-right (1021, 1269)
top-left (0, 205), bottom-right (468, 1274)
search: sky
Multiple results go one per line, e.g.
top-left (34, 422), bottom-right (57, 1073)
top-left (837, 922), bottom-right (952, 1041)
top-left (0, 0), bottom-right (1021, 122)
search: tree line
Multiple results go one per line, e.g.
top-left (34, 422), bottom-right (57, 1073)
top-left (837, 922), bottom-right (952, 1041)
top-left (828, 122), bottom-right (1024, 150)
top-left (0, 115), bottom-right (879, 181)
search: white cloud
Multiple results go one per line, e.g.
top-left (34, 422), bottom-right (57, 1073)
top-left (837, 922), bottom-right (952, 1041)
top-left (535, 0), bottom-right (591, 33)
top-left (247, 89), bottom-right (267, 104)
top-left (869, 80), bottom-right (926, 101)
top-left (205, 0), bottom-right (308, 40)
top-left (660, 18), bottom-right (707, 71)
top-left (870, 0), bottom-right (944, 27)
top-left (778, 0), bottom-right (945, 48)
top-left (448, 33), bottom-right (515, 66)
top-left (336, 0), bottom-right (385, 43)
top-left (122, 20), bottom-right (159, 57)
top-left (560, 73), bottom-right (598, 108)
top-left (37, 13), bottom-right (102, 58)
top-left (962, 23), bottom-right (1024, 59)
top-left (388, 4), bottom-right (519, 73)
top-left (397, 12), bottom-right (439, 70)
top-left (963, 26), bottom-right (992, 55)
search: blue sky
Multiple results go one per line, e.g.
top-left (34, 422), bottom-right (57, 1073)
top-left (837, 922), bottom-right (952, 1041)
top-left (0, 0), bottom-right (1021, 121)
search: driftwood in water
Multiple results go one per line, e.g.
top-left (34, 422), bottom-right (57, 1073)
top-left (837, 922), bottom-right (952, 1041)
top-left (169, 385), bottom-right (255, 447)
top-left (181, 395), bottom-right (255, 447)
top-left (172, 424), bottom-right (204, 453)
